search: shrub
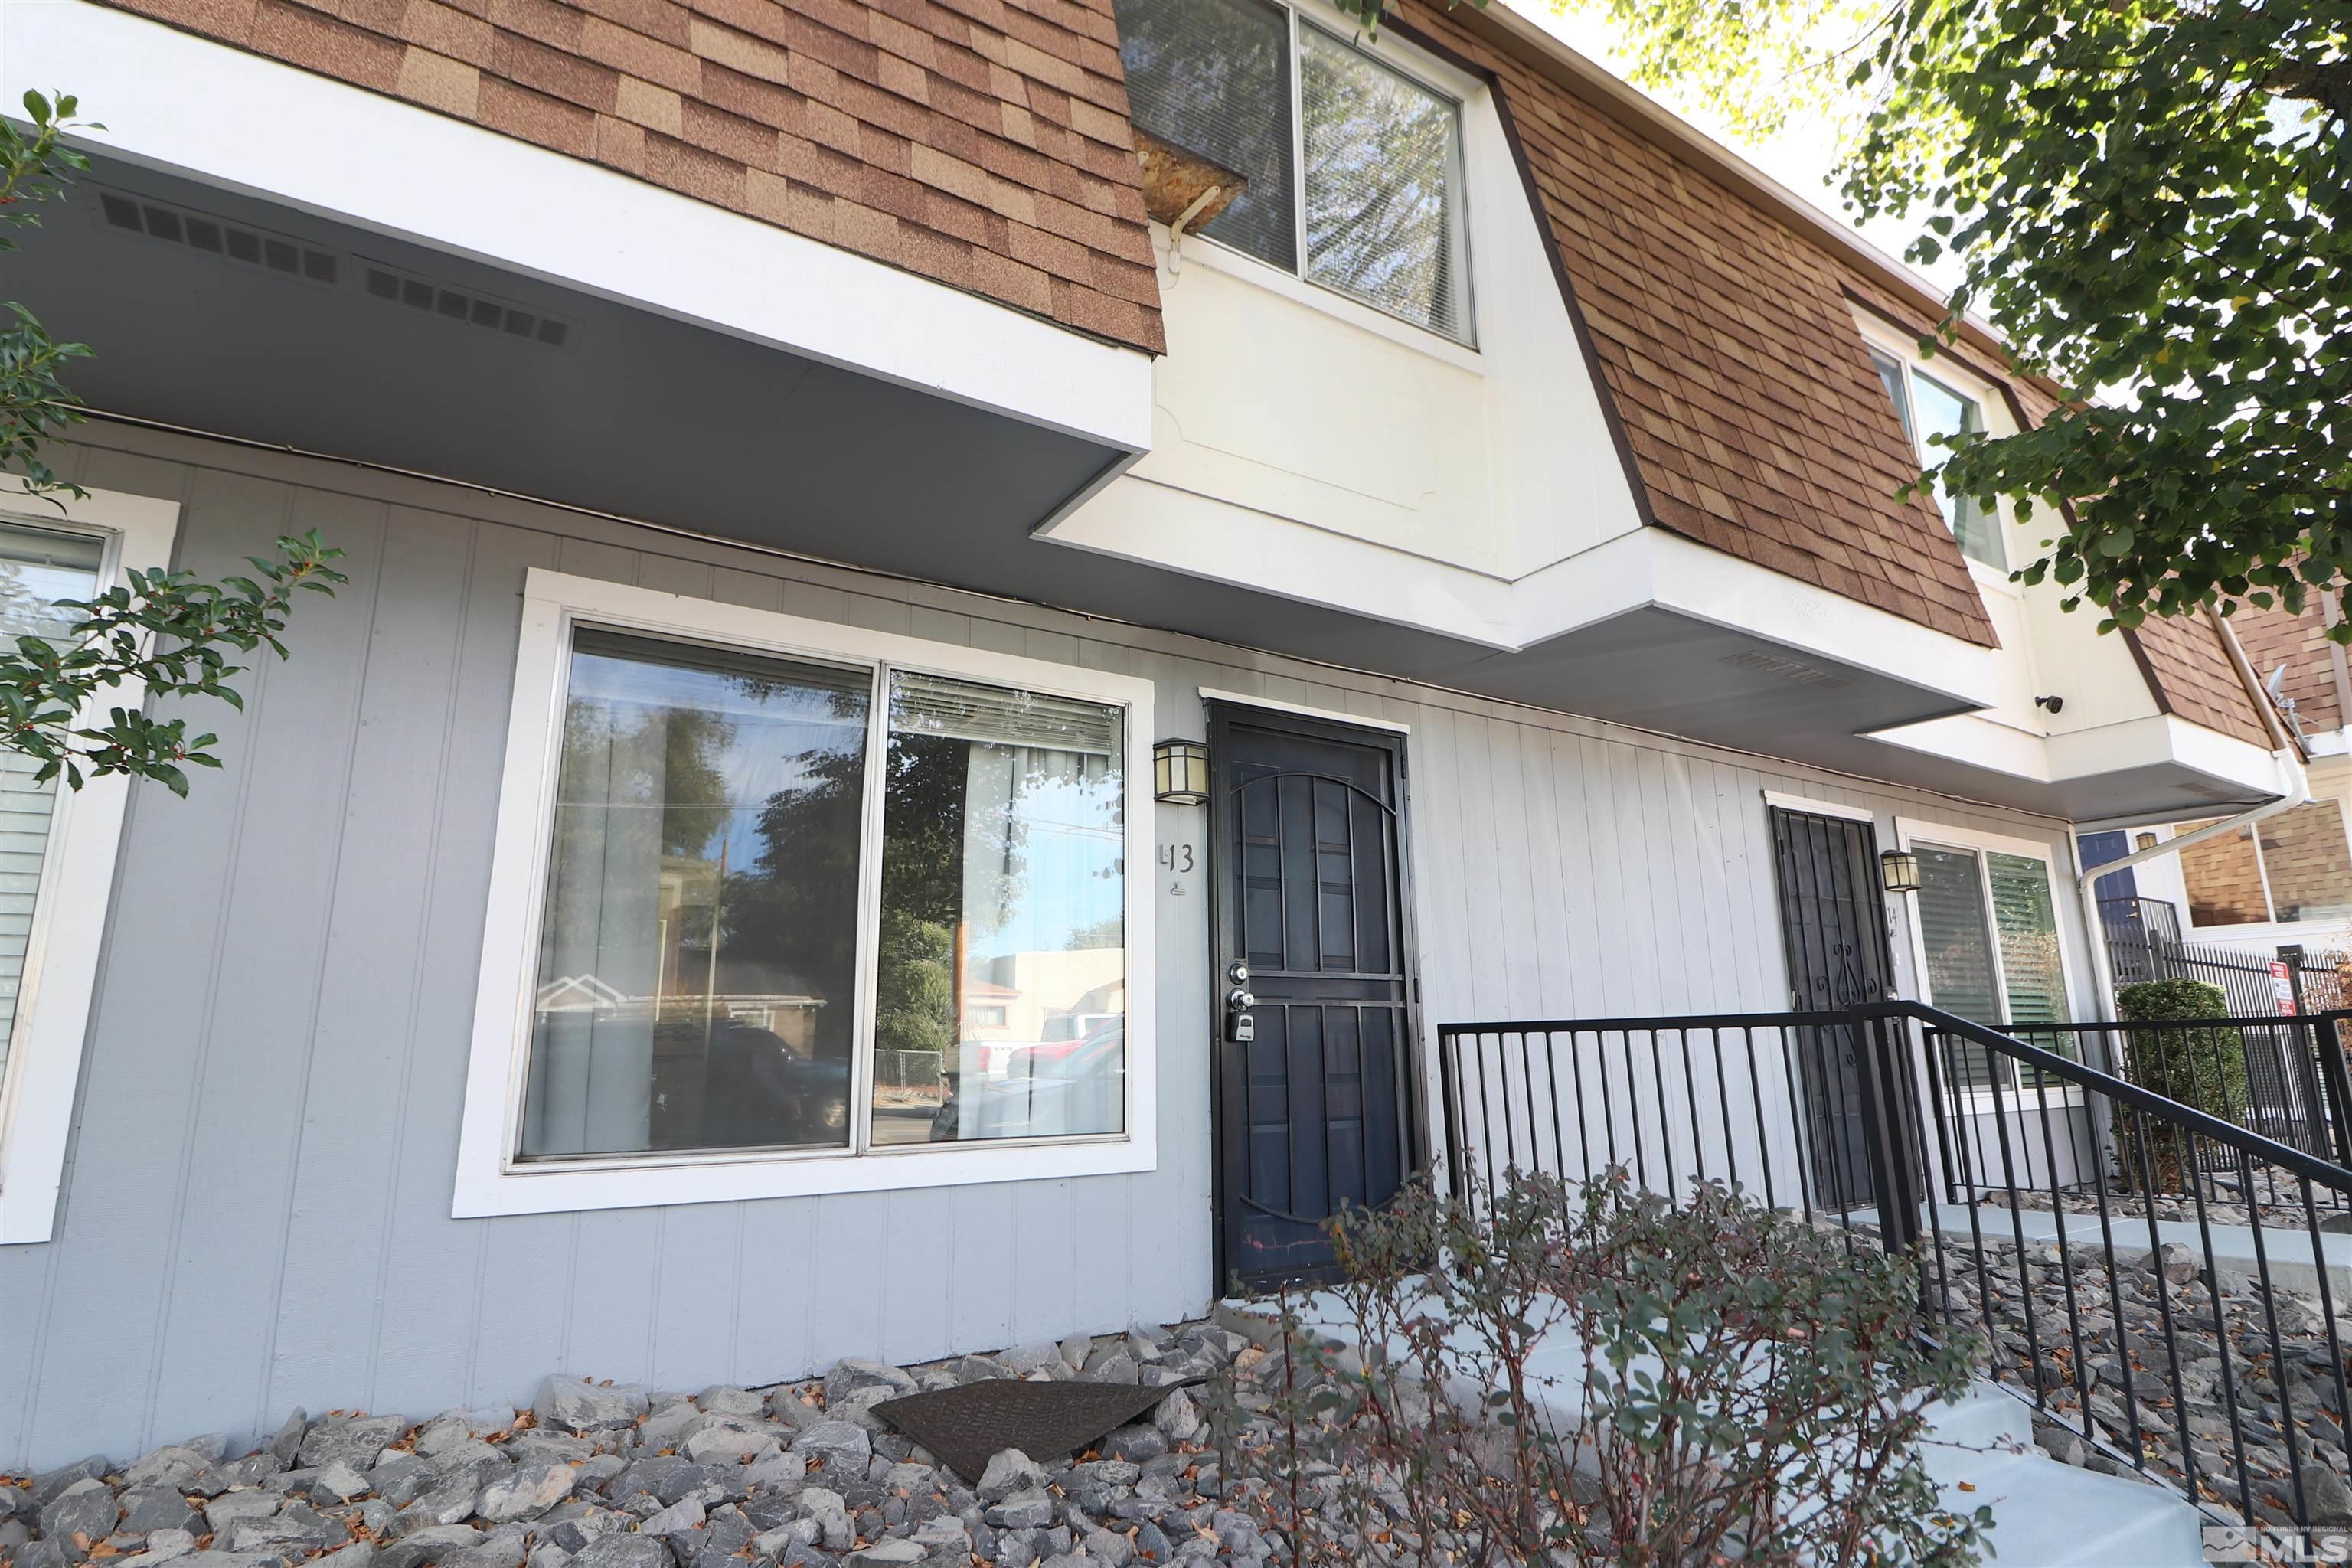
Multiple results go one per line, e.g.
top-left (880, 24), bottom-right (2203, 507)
top-left (2114, 978), bottom-right (2247, 1189)
top-left (1207, 1170), bottom-right (1990, 1567)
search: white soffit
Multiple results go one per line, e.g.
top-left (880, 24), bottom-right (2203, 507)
top-left (0, 1), bottom-right (1155, 452)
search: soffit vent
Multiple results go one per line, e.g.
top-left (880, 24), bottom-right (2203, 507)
top-left (1719, 648), bottom-right (1851, 690)
top-left (358, 260), bottom-right (573, 348)
top-left (90, 185), bottom-right (575, 351)
top-left (97, 188), bottom-right (341, 286)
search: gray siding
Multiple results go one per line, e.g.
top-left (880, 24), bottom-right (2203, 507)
top-left (1, 425), bottom-right (2091, 1468)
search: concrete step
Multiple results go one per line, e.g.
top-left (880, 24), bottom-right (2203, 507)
top-left (1923, 1385), bottom-right (2207, 1566)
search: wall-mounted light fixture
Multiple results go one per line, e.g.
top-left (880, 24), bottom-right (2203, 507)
top-left (1154, 738), bottom-right (1210, 805)
top-left (2135, 831), bottom-right (2159, 852)
top-left (1880, 849), bottom-right (1922, 895)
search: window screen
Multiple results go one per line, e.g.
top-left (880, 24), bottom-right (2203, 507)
top-left (1299, 26), bottom-right (1468, 339)
top-left (1115, 0), bottom-right (1296, 270)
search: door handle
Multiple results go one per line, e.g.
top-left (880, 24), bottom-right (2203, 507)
top-left (1227, 986), bottom-right (1256, 1043)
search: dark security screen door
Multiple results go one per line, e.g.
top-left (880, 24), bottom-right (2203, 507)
top-left (1210, 704), bottom-right (1418, 1289)
top-left (1769, 805), bottom-right (1897, 1208)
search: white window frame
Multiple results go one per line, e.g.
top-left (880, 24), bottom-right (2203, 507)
top-left (1166, 0), bottom-right (1478, 351)
top-left (1855, 317), bottom-right (2015, 586)
top-left (453, 570), bottom-right (1158, 1218)
top-left (1893, 817), bottom-right (2089, 1106)
top-left (0, 482), bottom-right (184, 1245)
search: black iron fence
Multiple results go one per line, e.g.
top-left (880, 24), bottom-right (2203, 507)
top-left (1438, 1003), bottom-right (2352, 1531)
top-left (2097, 899), bottom-right (2350, 1014)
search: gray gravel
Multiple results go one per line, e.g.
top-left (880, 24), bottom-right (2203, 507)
top-left (0, 1323), bottom-right (1263, 1568)
top-left (1928, 1226), bottom-right (2352, 1527)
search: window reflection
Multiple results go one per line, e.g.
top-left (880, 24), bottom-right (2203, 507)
top-left (870, 671), bottom-right (1126, 1146)
top-left (521, 631), bottom-right (868, 1158)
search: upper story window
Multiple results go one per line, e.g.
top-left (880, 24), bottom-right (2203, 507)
top-left (1116, 0), bottom-right (1473, 344)
top-left (1869, 348), bottom-right (2003, 570)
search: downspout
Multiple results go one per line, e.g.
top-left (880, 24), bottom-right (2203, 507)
top-left (2073, 609), bottom-right (2311, 1026)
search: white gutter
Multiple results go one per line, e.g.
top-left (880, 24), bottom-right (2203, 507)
top-left (2076, 610), bottom-right (2311, 1026)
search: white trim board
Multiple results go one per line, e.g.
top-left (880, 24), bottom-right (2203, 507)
top-left (453, 570), bottom-right (1159, 1217)
top-left (1197, 688), bottom-right (1412, 734)
top-left (0, 1), bottom-right (1154, 454)
top-left (0, 482), bottom-right (183, 1245)
top-left (1761, 790), bottom-right (1877, 823)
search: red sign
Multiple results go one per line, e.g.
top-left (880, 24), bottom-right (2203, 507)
top-left (2271, 960), bottom-right (2298, 1015)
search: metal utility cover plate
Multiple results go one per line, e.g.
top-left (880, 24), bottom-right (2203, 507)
top-left (874, 1379), bottom-right (1198, 1484)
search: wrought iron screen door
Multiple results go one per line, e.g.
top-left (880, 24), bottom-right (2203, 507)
top-left (1210, 704), bottom-right (1419, 1289)
top-left (1769, 805), bottom-right (1899, 1208)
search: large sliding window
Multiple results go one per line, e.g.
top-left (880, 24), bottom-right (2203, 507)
top-left (459, 573), bottom-right (1155, 1215)
top-left (1116, 0), bottom-right (1473, 343)
top-left (1906, 825), bottom-right (2078, 1091)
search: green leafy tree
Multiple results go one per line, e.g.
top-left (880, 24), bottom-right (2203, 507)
top-left (2, 90), bottom-right (90, 499)
top-left (1362, 0), bottom-right (2347, 637)
top-left (2, 90), bottom-right (346, 792)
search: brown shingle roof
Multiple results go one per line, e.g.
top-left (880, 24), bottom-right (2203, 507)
top-left (1390, 0), bottom-right (1995, 647)
top-left (102, 0), bottom-right (1165, 353)
top-left (2226, 601), bottom-right (2343, 737)
top-left (2126, 614), bottom-right (2273, 749)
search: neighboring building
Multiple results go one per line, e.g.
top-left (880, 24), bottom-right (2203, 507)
top-left (2087, 598), bottom-right (2352, 962)
top-left (0, 0), bottom-right (2286, 1467)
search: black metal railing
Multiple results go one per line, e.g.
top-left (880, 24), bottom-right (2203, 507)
top-left (2097, 910), bottom-right (2350, 1016)
top-left (1998, 1014), bottom-right (2352, 1173)
top-left (1438, 1002), bottom-right (2352, 1532)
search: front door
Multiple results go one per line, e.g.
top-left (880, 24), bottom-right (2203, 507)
top-left (1210, 704), bottom-right (1419, 1289)
top-left (1769, 805), bottom-right (1898, 1209)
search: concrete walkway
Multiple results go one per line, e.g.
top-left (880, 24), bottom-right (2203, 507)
top-left (1864, 1200), bottom-right (2352, 1298)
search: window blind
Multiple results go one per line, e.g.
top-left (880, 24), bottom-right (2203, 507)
top-left (0, 522), bottom-right (104, 1087)
top-left (1987, 852), bottom-right (2073, 1056)
top-left (889, 671), bottom-right (1122, 756)
top-left (1917, 846), bottom-right (2001, 1087)
top-left (1114, 0), bottom-right (1296, 270)
top-left (1298, 26), bottom-right (1468, 340)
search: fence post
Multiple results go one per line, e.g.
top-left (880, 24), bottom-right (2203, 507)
top-left (1849, 1008), bottom-right (1923, 1253)
top-left (2279, 946), bottom-right (2352, 1168)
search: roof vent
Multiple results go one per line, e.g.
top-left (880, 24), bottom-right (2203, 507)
top-left (359, 261), bottom-right (572, 348)
top-left (98, 188), bottom-right (339, 286)
top-left (1719, 648), bottom-right (1850, 689)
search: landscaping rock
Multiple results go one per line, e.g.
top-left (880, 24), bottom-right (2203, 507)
top-left (535, 1378), bottom-right (650, 1435)
top-left (787, 1422), bottom-right (870, 1472)
top-left (477, 1462), bottom-right (577, 1524)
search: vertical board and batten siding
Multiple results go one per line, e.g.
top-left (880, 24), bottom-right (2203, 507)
top-left (2, 426), bottom-right (2089, 1468)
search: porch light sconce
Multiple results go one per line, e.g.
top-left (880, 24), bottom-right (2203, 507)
top-left (1154, 738), bottom-right (1210, 805)
top-left (1880, 850), bottom-right (1923, 896)
top-left (2135, 831), bottom-right (2159, 852)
